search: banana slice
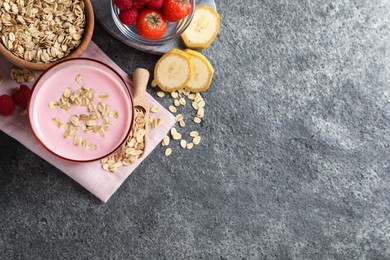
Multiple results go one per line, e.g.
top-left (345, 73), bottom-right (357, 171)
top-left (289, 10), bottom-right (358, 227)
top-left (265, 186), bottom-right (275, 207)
top-left (154, 49), bottom-right (193, 92)
top-left (181, 5), bottom-right (221, 49)
top-left (184, 49), bottom-right (214, 92)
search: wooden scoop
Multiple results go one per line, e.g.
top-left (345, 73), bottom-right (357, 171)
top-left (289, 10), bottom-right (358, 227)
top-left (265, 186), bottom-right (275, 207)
top-left (132, 68), bottom-right (150, 153)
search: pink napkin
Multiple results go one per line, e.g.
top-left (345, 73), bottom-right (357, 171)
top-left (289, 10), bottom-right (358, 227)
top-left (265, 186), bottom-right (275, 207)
top-left (0, 41), bottom-right (175, 202)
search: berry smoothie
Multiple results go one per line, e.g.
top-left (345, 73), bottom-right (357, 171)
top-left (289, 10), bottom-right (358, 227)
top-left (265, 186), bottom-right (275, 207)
top-left (29, 59), bottom-right (133, 162)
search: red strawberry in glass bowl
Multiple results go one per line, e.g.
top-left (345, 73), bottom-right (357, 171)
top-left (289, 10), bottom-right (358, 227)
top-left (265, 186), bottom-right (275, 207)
top-left (0, 94), bottom-right (15, 117)
top-left (163, 0), bottom-right (192, 22)
top-left (136, 9), bottom-right (167, 39)
top-left (111, 0), bottom-right (194, 44)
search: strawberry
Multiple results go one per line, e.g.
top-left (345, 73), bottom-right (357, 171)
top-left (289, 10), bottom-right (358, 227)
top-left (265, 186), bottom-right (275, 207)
top-left (12, 84), bottom-right (32, 109)
top-left (132, 0), bottom-right (150, 10)
top-left (163, 0), bottom-right (191, 22)
top-left (0, 94), bottom-right (15, 117)
top-left (136, 9), bottom-right (167, 39)
top-left (147, 0), bottom-right (164, 9)
top-left (119, 7), bottom-right (138, 25)
top-left (114, 0), bottom-right (133, 10)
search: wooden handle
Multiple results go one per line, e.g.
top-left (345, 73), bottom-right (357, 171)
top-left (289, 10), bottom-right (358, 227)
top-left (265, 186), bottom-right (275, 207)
top-left (133, 68), bottom-right (150, 100)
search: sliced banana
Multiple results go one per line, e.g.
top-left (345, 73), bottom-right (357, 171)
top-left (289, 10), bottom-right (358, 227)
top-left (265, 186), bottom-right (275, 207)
top-left (181, 5), bottom-right (221, 49)
top-left (154, 49), bottom-right (193, 92)
top-left (184, 49), bottom-right (214, 92)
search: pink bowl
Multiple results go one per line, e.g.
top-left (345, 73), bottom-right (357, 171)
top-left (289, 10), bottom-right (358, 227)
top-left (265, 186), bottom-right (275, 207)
top-left (28, 58), bottom-right (134, 162)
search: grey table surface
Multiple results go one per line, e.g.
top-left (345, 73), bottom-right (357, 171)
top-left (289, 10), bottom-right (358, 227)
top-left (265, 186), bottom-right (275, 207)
top-left (1, 0), bottom-right (390, 259)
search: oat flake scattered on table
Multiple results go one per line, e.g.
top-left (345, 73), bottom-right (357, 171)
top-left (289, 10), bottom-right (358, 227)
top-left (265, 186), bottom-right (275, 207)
top-left (155, 90), bottom-right (206, 157)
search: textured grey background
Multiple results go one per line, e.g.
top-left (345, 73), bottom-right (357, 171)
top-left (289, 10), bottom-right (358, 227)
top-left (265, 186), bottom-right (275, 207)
top-left (1, 0), bottom-right (390, 259)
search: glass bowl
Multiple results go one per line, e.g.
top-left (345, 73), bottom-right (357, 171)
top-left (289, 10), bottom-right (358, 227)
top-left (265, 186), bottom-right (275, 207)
top-left (28, 58), bottom-right (134, 163)
top-left (111, 0), bottom-right (195, 46)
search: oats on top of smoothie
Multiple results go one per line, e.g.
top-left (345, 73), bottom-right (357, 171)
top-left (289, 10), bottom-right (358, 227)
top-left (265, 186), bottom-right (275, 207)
top-left (49, 77), bottom-right (120, 151)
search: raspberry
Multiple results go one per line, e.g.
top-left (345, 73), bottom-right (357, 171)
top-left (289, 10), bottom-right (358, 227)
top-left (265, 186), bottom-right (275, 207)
top-left (12, 84), bottom-right (32, 109)
top-left (119, 7), bottom-right (138, 25)
top-left (132, 0), bottom-right (150, 10)
top-left (114, 0), bottom-right (133, 10)
top-left (0, 94), bottom-right (15, 117)
top-left (147, 0), bottom-right (164, 9)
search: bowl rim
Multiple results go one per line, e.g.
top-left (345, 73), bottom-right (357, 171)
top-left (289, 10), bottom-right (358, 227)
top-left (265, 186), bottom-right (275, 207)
top-left (27, 57), bottom-right (135, 163)
top-left (0, 0), bottom-right (95, 71)
top-left (111, 0), bottom-right (195, 46)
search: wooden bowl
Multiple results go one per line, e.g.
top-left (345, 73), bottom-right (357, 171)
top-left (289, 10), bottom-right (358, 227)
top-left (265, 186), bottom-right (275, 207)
top-left (0, 0), bottom-right (94, 71)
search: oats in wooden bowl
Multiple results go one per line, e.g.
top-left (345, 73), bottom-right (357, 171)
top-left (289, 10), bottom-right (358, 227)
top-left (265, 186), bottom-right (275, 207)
top-left (0, 0), bottom-right (94, 71)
